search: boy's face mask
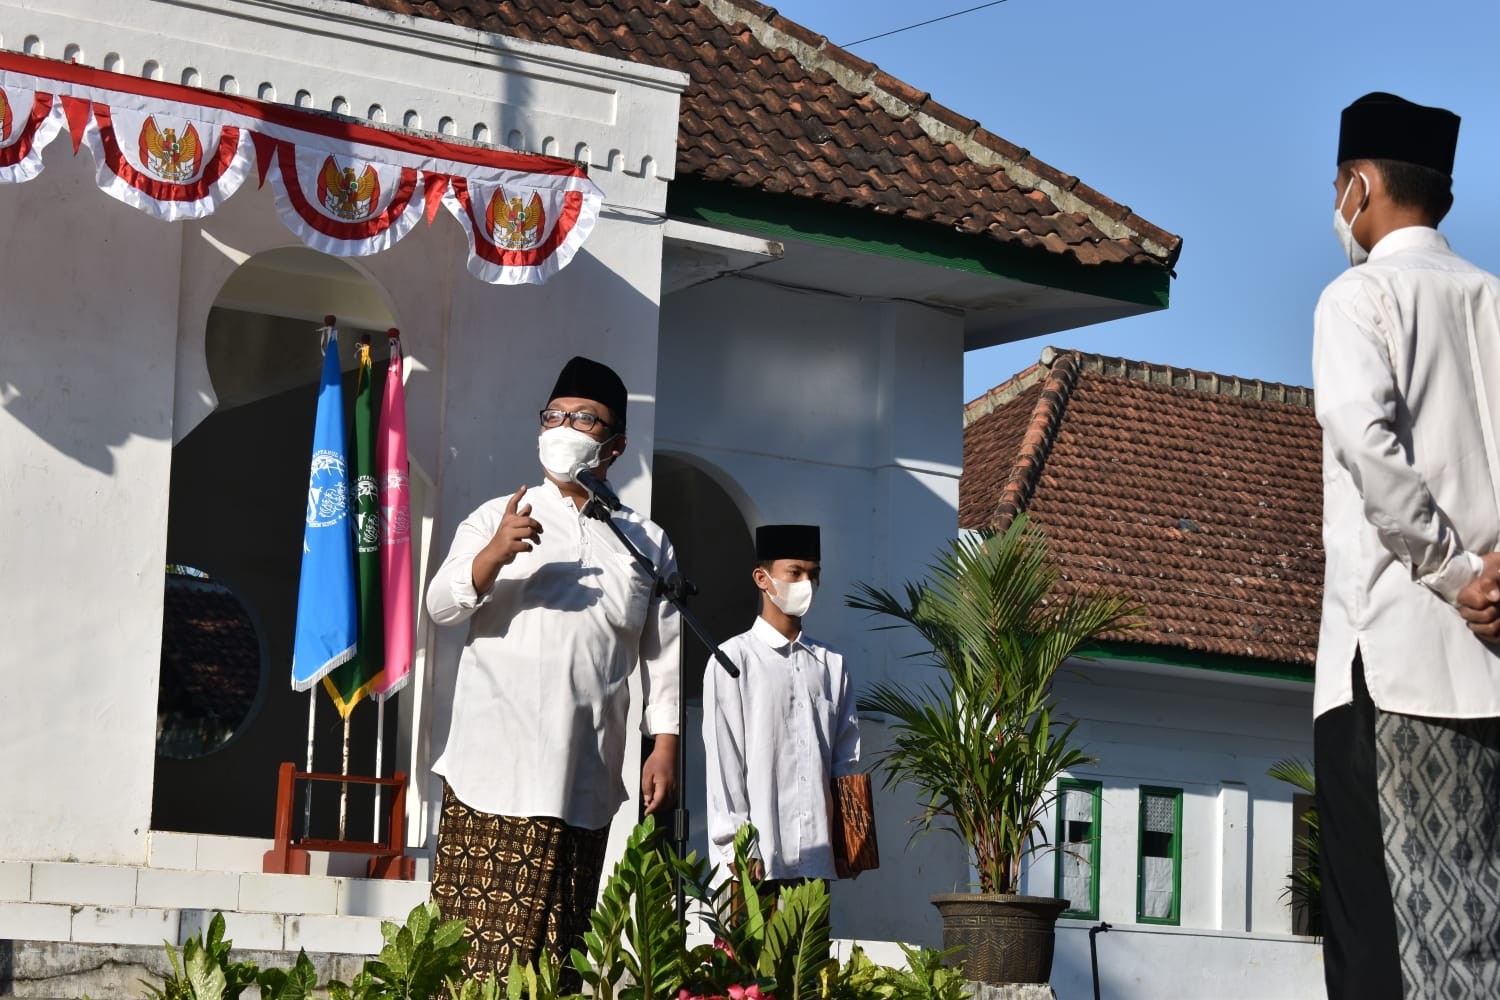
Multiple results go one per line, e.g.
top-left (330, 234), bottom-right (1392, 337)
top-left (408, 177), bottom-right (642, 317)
top-left (761, 571), bottom-right (816, 618)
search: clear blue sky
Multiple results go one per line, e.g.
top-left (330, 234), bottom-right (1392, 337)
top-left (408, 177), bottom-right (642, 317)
top-left (769, 0), bottom-right (1500, 402)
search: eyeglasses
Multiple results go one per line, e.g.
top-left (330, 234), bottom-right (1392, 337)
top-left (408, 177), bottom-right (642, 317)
top-left (539, 408), bottom-right (615, 433)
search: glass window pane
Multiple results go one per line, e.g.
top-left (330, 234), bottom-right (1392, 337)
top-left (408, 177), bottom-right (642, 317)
top-left (1137, 787), bottom-right (1181, 924)
top-left (1056, 782), bottom-right (1099, 916)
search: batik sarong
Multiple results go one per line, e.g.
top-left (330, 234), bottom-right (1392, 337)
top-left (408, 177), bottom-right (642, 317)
top-left (430, 784), bottom-right (609, 988)
top-left (1376, 710), bottom-right (1500, 997)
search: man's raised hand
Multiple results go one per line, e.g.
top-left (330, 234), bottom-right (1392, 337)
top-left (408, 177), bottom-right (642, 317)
top-left (470, 485), bottom-right (542, 594)
top-left (492, 484), bottom-right (543, 565)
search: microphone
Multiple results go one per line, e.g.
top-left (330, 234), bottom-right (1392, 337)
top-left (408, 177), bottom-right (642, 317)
top-left (574, 466), bottom-right (622, 512)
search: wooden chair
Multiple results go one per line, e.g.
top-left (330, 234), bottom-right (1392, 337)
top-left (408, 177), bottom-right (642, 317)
top-left (262, 761), bottom-right (416, 880)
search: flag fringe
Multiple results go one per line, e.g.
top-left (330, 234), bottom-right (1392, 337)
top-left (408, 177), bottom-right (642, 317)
top-left (290, 644), bottom-right (357, 692)
top-left (373, 672), bottom-right (411, 702)
top-left (322, 668), bottom-right (388, 719)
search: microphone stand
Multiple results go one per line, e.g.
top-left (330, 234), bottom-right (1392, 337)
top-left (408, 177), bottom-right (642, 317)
top-left (581, 493), bottom-right (739, 924)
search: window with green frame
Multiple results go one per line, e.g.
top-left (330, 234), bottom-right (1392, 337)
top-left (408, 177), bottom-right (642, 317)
top-left (1137, 786), bottom-right (1182, 925)
top-left (1054, 779), bottom-right (1102, 918)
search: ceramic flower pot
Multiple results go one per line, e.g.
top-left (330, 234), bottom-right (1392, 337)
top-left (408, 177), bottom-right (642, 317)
top-left (931, 893), bottom-right (1069, 985)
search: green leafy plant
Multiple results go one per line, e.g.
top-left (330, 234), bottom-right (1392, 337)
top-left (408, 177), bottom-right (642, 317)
top-left (758, 880), bottom-right (831, 1000)
top-left (327, 901), bottom-right (470, 1000)
top-left (667, 822), bottom-right (840, 1000)
top-left (876, 945), bottom-right (971, 1000)
top-left (256, 950), bottom-right (319, 1000)
top-left (570, 817), bottom-right (688, 1000)
top-left (850, 516), bottom-right (1138, 894)
top-left (1267, 756), bottom-right (1321, 935)
top-left (446, 951), bottom-right (565, 1000)
top-left (142, 820), bottom-right (966, 1000)
top-left (140, 912), bottom-right (258, 1000)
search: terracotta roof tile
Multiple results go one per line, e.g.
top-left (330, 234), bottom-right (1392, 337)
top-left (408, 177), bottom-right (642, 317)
top-left (339, 0), bottom-right (1181, 268)
top-left (962, 350), bottom-right (1323, 668)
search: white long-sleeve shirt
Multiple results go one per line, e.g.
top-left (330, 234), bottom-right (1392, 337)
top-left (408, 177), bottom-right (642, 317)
top-left (702, 616), bottom-right (860, 880)
top-left (425, 478), bottom-right (680, 828)
top-left (1313, 226), bottom-right (1500, 719)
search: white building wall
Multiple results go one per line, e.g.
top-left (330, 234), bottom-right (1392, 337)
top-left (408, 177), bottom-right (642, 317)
top-left (0, 0), bottom-right (685, 865)
top-left (1023, 658), bottom-right (1320, 998)
top-left (0, 145), bottom-right (180, 865)
top-left (658, 276), bottom-right (969, 946)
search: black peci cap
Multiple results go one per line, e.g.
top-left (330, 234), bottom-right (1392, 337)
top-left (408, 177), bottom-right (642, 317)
top-left (756, 524), bottom-right (820, 562)
top-left (1338, 92), bottom-right (1460, 175)
top-left (548, 356), bottom-right (627, 429)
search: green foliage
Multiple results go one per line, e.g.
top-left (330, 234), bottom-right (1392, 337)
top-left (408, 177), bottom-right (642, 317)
top-left (818, 945), bottom-right (968, 1000)
top-left (1267, 757), bottom-right (1321, 935)
top-left (142, 821), bottom-right (971, 1000)
top-left (327, 902), bottom-right (470, 1000)
top-left (850, 517), bottom-right (1138, 893)
top-left (140, 913), bottom-right (258, 1000)
top-left (445, 951), bottom-right (564, 1000)
top-left (875, 945), bottom-right (971, 1000)
top-left (257, 951), bottom-right (319, 1000)
top-left (570, 816), bottom-right (687, 1000)
top-left (759, 880), bottom-right (833, 1000)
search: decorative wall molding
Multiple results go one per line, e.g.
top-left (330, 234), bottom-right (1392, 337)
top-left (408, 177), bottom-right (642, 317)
top-left (0, 0), bottom-right (688, 210)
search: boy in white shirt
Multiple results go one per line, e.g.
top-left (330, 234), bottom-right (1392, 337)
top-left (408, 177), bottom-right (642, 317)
top-left (702, 524), bottom-right (860, 885)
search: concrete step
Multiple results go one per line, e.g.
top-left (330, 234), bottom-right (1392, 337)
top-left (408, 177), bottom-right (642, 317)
top-left (0, 860), bottom-right (429, 936)
top-left (0, 939), bottom-right (373, 1000)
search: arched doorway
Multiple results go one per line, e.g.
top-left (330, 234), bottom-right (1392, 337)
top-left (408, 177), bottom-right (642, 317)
top-left (151, 247), bottom-right (413, 845)
top-left (647, 452), bottom-right (757, 861)
top-left (649, 453), bottom-right (758, 698)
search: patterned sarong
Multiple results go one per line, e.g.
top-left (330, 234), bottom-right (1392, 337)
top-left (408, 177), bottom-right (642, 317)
top-left (1376, 710), bottom-right (1500, 997)
top-left (430, 784), bottom-right (610, 988)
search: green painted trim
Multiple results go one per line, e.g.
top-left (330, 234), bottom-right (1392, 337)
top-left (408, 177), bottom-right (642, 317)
top-left (1136, 786), bottom-right (1183, 926)
top-left (1076, 640), bottom-right (1314, 685)
top-left (1055, 778), bottom-right (1102, 920)
top-left (667, 179), bottom-right (1172, 308)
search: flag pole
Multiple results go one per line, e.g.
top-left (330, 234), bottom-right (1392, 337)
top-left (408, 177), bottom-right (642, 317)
top-left (373, 697), bottom-right (386, 836)
top-left (339, 714), bottom-right (351, 840)
top-left (294, 316), bottom-right (356, 843)
top-left (303, 689), bottom-right (316, 839)
top-left (302, 318), bottom-right (337, 841)
top-left (373, 328), bottom-right (408, 838)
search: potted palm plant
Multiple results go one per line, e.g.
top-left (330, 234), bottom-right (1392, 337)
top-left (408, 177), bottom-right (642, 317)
top-left (850, 516), bottom-right (1137, 985)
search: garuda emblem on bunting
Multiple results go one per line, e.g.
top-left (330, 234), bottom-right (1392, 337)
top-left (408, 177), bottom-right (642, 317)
top-left (317, 156), bottom-right (381, 222)
top-left (139, 116), bottom-right (202, 182)
top-left (0, 83), bottom-right (64, 184)
top-left (83, 106), bottom-right (252, 220)
top-left (487, 189), bottom-right (546, 250)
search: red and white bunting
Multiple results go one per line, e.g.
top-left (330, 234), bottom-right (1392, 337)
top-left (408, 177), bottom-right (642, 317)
top-left (0, 83), bottom-right (65, 184)
top-left (78, 104), bottom-right (255, 221)
top-left (268, 141), bottom-right (430, 257)
top-left (0, 51), bottom-right (602, 285)
top-left (444, 173), bottom-right (598, 286)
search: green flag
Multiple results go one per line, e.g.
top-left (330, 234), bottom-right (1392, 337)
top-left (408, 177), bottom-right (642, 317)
top-left (324, 338), bottom-right (384, 716)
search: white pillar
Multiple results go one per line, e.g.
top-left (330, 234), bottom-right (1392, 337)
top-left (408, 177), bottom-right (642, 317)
top-left (1216, 781), bottom-right (1250, 931)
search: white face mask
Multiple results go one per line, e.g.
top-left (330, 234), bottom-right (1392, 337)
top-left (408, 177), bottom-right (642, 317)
top-left (1334, 172), bottom-right (1369, 267)
top-left (538, 426), bottom-right (607, 482)
top-left (765, 575), bottom-right (816, 618)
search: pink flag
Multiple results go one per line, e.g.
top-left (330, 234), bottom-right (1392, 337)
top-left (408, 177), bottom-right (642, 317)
top-left (374, 332), bottom-right (413, 699)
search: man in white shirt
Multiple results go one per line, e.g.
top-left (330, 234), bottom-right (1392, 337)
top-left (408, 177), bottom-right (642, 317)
top-left (703, 524), bottom-right (860, 888)
top-left (425, 356), bottom-right (680, 984)
top-left (1313, 92), bottom-right (1500, 999)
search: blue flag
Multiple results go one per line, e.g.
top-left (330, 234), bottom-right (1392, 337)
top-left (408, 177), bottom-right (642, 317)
top-left (292, 328), bottom-right (358, 689)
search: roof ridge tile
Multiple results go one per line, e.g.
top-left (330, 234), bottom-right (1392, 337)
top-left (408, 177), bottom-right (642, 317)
top-left (1045, 347), bottom-right (1315, 407)
top-left (697, 0), bottom-right (1180, 264)
top-left (991, 351), bottom-right (1080, 530)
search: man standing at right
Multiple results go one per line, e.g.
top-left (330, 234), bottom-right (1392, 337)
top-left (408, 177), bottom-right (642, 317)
top-left (1314, 91), bottom-right (1500, 999)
